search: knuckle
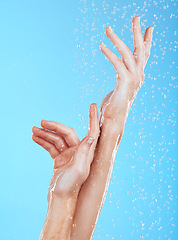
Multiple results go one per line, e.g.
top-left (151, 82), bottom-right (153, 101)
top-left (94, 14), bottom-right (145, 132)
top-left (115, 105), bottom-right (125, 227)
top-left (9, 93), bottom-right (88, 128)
top-left (53, 125), bottom-right (58, 132)
top-left (68, 127), bottom-right (75, 136)
top-left (48, 145), bottom-right (54, 153)
top-left (72, 128), bottom-right (77, 135)
top-left (53, 136), bottom-right (60, 144)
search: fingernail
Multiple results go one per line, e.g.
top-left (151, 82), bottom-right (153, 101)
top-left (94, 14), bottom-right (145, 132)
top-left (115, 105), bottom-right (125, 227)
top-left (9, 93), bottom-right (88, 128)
top-left (41, 119), bottom-right (46, 124)
top-left (151, 27), bottom-right (154, 34)
top-left (100, 42), bottom-right (105, 49)
top-left (90, 103), bottom-right (94, 109)
top-left (87, 137), bottom-right (95, 145)
top-left (108, 26), bottom-right (113, 32)
top-left (32, 126), bottom-right (37, 130)
top-left (90, 103), bottom-right (97, 110)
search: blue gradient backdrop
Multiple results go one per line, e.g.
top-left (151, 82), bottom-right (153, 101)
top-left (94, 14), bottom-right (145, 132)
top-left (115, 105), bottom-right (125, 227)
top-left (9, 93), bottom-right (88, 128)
top-left (0, 0), bottom-right (177, 239)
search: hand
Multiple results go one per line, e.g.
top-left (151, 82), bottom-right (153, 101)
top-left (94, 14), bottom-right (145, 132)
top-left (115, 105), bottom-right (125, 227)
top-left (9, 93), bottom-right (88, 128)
top-left (32, 103), bottom-right (100, 200)
top-left (99, 16), bottom-right (154, 124)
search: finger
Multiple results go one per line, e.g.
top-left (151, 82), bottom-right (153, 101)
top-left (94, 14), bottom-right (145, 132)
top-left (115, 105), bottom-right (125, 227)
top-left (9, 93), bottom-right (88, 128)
top-left (32, 126), bottom-right (68, 152)
top-left (87, 103), bottom-right (100, 164)
top-left (105, 26), bottom-right (136, 72)
top-left (41, 120), bottom-right (80, 147)
top-left (72, 106), bottom-right (100, 178)
top-left (99, 43), bottom-right (128, 79)
top-left (32, 134), bottom-right (59, 159)
top-left (143, 26), bottom-right (154, 66)
top-left (73, 137), bottom-right (95, 179)
top-left (87, 103), bottom-right (100, 140)
top-left (132, 16), bottom-right (145, 69)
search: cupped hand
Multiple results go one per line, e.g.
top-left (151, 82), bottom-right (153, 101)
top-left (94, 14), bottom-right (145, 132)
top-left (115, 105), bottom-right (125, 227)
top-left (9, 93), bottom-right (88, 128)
top-left (99, 16), bottom-right (154, 124)
top-left (32, 103), bottom-right (100, 200)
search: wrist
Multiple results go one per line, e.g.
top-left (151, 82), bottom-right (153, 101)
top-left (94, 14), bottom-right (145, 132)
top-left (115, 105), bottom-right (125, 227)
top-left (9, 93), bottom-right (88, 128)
top-left (47, 180), bottom-right (81, 203)
top-left (99, 117), bottom-right (125, 141)
top-left (48, 190), bottom-right (79, 207)
top-left (100, 104), bottom-right (128, 132)
top-left (50, 194), bottom-right (77, 210)
top-left (100, 97), bottom-right (131, 130)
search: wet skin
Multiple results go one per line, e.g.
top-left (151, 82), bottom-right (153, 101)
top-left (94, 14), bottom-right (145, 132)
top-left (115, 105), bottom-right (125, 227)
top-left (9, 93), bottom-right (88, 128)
top-left (32, 16), bottom-right (153, 240)
top-left (32, 104), bottom-right (100, 239)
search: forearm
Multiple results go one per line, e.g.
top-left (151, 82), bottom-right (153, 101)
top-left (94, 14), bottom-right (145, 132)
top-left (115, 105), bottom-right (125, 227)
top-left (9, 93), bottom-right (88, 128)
top-left (39, 196), bottom-right (77, 240)
top-left (71, 14), bottom-right (153, 239)
top-left (71, 115), bottom-right (127, 239)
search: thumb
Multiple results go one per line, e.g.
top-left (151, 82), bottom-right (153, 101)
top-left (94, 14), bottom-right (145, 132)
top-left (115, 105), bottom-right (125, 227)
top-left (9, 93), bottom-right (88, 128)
top-left (73, 137), bottom-right (95, 165)
top-left (53, 147), bottom-right (76, 169)
top-left (69, 137), bottom-right (95, 185)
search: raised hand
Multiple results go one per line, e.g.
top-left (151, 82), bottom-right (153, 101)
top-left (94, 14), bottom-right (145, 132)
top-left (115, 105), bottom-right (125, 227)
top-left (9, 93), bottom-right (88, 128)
top-left (99, 16), bottom-right (154, 125)
top-left (70, 17), bottom-right (154, 239)
top-left (32, 103), bottom-right (100, 200)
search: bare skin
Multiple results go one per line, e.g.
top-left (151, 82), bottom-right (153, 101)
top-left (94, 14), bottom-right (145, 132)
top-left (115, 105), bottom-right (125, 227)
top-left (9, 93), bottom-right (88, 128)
top-left (32, 16), bottom-right (153, 239)
top-left (32, 104), bottom-right (100, 239)
top-left (70, 16), bottom-right (154, 239)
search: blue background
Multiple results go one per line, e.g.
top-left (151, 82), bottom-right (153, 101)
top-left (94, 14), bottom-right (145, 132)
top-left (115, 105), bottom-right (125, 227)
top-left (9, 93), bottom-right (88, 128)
top-left (0, 0), bottom-right (177, 239)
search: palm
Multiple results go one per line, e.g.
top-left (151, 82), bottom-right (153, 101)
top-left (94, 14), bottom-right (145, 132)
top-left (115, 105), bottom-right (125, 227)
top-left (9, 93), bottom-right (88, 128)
top-left (99, 16), bottom-right (153, 122)
top-left (32, 103), bottom-right (100, 199)
top-left (48, 146), bottom-right (79, 196)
